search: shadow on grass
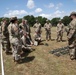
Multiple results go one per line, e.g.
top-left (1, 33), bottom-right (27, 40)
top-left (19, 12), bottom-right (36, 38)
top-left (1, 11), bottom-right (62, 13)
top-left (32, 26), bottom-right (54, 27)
top-left (21, 56), bottom-right (35, 64)
top-left (62, 40), bottom-right (67, 42)
top-left (20, 48), bottom-right (35, 64)
top-left (51, 39), bottom-right (56, 41)
top-left (57, 40), bottom-right (67, 42)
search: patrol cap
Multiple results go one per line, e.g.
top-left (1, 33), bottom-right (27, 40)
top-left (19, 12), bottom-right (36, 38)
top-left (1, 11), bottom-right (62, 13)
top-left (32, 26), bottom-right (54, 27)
top-left (46, 20), bottom-right (49, 22)
top-left (36, 19), bottom-right (38, 22)
top-left (2, 18), bottom-right (7, 21)
top-left (70, 11), bottom-right (76, 16)
top-left (59, 19), bottom-right (62, 22)
top-left (25, 19), bottom-right (27, 22)
top-left (22, 18), bottom-right (25, 21)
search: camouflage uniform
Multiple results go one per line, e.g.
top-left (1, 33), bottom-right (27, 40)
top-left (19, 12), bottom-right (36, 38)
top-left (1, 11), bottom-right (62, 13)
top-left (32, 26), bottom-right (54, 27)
top-left (21, 35), bottom-right (32, 50)
top-left (1, 18), bottom-right (10, 53)
top-left (10, 17), bottom-right (22, 62)
top-left (44, 20), bottom-right (52, 40)
top-left (19, 19), bottom-right (32, 44)
top-left (57, 21), bottom-right (64, 41)
top-left (67, 12), bottom-right (76, 60)
top-left (34, 32), bottom-right (41, 46)
top-left (8, 23), bottom-right (13, 42)
top-left (33, 20), bottom-right (42, 38)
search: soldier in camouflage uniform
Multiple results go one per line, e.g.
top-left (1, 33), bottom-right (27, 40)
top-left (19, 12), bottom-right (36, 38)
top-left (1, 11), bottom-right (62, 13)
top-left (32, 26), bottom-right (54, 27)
top-left (33, 20), bottom-right (42, 38)
top-left (44, 20), bottom-right (52, 41)
top-left (19, 19), bottom-right (33, 45)
top-left (21, 32), bottom-right (32, 50)
top-left (10, 17), bottom-right (22, 62)
top-left (1, 18), bottom-right (10, 54)
top-left (67, 12), bottom-right (76, 60)
top-left (33, 31), bottom-right (41, 46)
top-left (56, 20), bottom-right (64, 42)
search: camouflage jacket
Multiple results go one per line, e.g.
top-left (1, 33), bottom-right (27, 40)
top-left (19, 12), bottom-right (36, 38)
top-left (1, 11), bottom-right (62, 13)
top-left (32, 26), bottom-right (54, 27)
top-left (11, 23), bottom-right (20, 38)
top-left (57, 23), bottom-right (64, 32)
top-left (19, 23), bottom-right (31, 35)
top-left (44, 23), bottom-right (52, 31)
top-left (1, 22), bottom-right (9, 38)
top-left (33, 23), bottom-right (42, 33)
top-left (67, 18), bottom-right (76, 39)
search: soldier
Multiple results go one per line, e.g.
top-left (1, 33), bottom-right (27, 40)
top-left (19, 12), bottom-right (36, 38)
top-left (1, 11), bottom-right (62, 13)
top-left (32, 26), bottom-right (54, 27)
top-left (67, 12), bottom-right (76, 60)
top-left (33, 31), bottom-right (41, 46)
top-left (19, 19), bottom-right (33, 44)
top-left (44, 20), bottom-right (52, 41)
top-left (56, 20), bottom-right (64, 42)
top-left (33, 20), bottom-right (42, 39)
top-left (10, 17), bottom-right (22, 63)
top-left (1, 18), bottom-right (10, 54)
top-left (21, 32), bottom-right (32, 50)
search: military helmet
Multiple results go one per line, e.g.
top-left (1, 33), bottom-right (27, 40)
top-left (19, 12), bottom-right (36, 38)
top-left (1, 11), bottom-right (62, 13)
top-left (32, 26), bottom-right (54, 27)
top-left (70, 11), bottom-right (76, 16)
top-left (12, 17), bottom-right (17, 20)
top-left (10, 16), bottom-right (17, 23)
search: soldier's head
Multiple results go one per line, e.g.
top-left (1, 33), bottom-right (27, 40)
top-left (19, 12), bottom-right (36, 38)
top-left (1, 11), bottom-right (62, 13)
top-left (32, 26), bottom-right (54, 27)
top-left (10, 16), bottom-right (18, 23)
top-left (2, 18), bottom-right (7, 24)
top-left (22, 18), bottom-right (25, 24)
top-left (58, 19), bottom-right (62, 24)
top-left (25, 20), bottom-right (28, 24)
top-left (70, 11), bottom-right (76, 19)
top-left (36, 19), bottom-right (39, 23)
top-left (46, 20), bottom-right (49, 23)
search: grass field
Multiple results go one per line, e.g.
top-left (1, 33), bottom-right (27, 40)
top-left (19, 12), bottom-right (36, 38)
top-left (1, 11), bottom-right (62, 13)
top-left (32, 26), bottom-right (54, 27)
top-left (1, 27), bottom-right (76, 75)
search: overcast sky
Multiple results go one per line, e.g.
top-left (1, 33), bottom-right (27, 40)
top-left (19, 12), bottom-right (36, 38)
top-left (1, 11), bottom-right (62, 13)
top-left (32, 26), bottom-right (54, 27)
top-left (0, 0), bottom-right (76, 19)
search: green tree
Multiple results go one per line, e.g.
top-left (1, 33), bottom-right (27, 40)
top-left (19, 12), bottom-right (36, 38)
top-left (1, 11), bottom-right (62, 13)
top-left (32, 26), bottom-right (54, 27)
top-left (51, 17), bottom-right (60, 26)
top-left (35, 16), bottom-right (47, 27)
top-left (62, 16), bottom-right (71, 26)
top-left (23, 15), bottom-right (35, 27)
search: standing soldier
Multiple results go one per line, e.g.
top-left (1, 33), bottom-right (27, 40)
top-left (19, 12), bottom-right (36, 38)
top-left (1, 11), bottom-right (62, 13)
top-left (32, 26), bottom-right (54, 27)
top-left (10, 17), bottom-right (22, 63)
top-left (67, 12), bottom-right (76, 60)
top-left (44, 20), bottom-right (52, 41)
top-left (19, 19), bottom-right (33, 45)
top-left (33, 20), bottom-right (42, 39)
top-left (56, 20), bottom-right (64, 42)
top-left (1, 18), bottom-right (10, 54)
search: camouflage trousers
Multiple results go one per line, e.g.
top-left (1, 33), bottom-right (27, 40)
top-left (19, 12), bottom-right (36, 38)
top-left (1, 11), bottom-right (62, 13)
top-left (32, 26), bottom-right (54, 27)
top-left (57, 31), bottom-right (63, 41)
top-left (11, 38), bottom-right (22, 61)
top-left (2, 38), bottom-right (10, 52)
top-left (46, 30), bottom-right (51, 40)
top-left (68, 37), bottom-right (76, 59)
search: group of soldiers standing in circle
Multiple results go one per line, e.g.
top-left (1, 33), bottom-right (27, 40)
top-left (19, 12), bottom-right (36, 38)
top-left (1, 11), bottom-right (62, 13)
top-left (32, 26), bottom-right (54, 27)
top-left (0, 11), bottom-right (76, 63)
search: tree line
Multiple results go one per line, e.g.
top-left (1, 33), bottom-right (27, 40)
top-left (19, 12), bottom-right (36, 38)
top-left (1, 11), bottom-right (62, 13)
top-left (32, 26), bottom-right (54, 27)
top-left (0, 15), bottom-right (71, 27)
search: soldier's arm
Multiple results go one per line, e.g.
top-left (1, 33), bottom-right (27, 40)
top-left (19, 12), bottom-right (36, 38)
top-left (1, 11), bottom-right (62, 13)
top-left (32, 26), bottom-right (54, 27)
top-left (56, 24), bottom-right (59, 32)
top-left (44, 24), bottom-right (46, 29)
top-left (33, 24), bottom-right (36, 28)
top-left (50, 23), bottom-right (52, 28)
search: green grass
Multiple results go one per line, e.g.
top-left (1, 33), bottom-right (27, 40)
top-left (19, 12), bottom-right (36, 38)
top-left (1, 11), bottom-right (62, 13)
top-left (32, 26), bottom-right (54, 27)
top-left (1, 27), bottom-right (76, 75)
